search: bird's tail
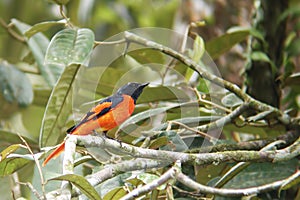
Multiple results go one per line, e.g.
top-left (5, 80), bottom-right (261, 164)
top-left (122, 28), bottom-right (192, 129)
top-left (42, 142), bottom-right (65, 167)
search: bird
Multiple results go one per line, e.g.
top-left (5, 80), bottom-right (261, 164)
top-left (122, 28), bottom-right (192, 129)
top-left (42, 82), bottom-right (149, 166)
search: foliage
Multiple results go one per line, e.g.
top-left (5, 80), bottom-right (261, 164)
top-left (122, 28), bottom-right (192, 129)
top-left (0, 0), bottom-right (299, 200)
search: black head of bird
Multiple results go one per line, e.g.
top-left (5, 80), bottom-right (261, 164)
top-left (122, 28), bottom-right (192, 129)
top-left (117, 82), bottom-right (149, 103)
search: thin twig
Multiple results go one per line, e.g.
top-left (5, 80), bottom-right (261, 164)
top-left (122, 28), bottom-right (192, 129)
top-left (94, 38), bottom-right (126, 47)
top-left (59, 5), bottom-right (73, 28)
top-left (17, 182), bottom-right (44, 200)
top-left (17, 133), bottom-right (46, 199)
top-left (194, 88), bottom-right (231, 113)
top-left (169, 121), bottom-right (217, 142)
top-left (0, 18), bottom-right (25, 42)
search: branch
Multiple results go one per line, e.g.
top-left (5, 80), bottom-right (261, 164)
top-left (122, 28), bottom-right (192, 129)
top-left (120, 162), bottom-right (180, 200)
top-left (189, 127), bottom-right (300, 153)
top-left (76, 134), bottom-right (300, 165)
top-left (0, 18), bottom-right (25, 42)
top-left (124, 31), bottom-right (289, 124)
top-left (72, 158), bottom-right (169, 197)
top-left (197, 103), bottom-right (250, 132)
top-left (45, 137), bottom-right (76, 200)
top-left (213, 140), bottom-right (286, 188)
top-left (175, 170), bottom-right (300, 197)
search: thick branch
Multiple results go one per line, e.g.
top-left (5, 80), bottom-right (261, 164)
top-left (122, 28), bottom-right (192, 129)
top-left (190, 128), bottom-right (300, 153)
top-left (76, 134), bottom-right (300, 165)
top-left (72, 158), bottom-right (168, 197)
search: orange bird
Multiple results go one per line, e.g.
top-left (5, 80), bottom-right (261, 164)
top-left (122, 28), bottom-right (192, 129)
top-left (42, 82), bottom-right (149, 166)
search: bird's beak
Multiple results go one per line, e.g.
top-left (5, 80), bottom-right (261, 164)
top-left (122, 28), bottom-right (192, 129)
top-left (140, 82), bottom-right (149, 88)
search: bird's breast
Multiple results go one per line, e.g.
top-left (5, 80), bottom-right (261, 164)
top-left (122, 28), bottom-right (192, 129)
top-left (97, 94), bottom-right (135, 131)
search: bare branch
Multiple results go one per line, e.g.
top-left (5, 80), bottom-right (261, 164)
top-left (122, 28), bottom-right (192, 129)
top-left (175, 170), bottom-right (300, 197)
top-left (120, 162), bottom-right (180, 200)
top-left (124, 31), bottom-right (290, 125)
top-left (197, 103), bottom-right (250, 132)
top-left (76, 134), bottom-right (300, 165)
top-left (72, 158), bottom-right (169, 197)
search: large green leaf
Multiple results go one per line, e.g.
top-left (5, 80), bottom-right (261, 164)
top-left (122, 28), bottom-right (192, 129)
top-left (0, 60), bottom-right (33, 106)
top-left (98, 173), bottom-right (131, 198)
top-left (39, 64), bottom-right (80, 147)
top-left (0, 155), bottom-right (32, 177)
top-left (50, 174), bottom-right (101, 200)
top-left (45, 28), bottom-right (95, 67)
top-left (206, 28), bottom-right (249, 59)
top-left (11, 19), bottom-right (57, 86)
top-left (223, 159), bottom-right (298, 189)
top-left (0, 129), bottom-right (37, 147)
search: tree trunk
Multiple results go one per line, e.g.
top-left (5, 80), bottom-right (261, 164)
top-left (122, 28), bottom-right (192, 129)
top-left (246, 0), bottom-right (288, 108)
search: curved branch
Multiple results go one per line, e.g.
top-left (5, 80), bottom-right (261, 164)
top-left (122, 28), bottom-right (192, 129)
top-left (175, 170), bottom-right (300, 197)
top-left (120, 162), bottom-right (180, 200)
top-left (72, 158), bottom-right (168, 197)
top-left (124, 31), bottom-right (290, 125)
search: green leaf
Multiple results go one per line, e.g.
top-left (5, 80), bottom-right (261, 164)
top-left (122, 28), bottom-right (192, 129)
top-left (148, 136), bottom-right (169, 149)
top-left (50, 174), bottom-right (101, 200)
top-left (250, 51), bottom-right (271, 63)
top-left (186, 35), bottom-right (205, 81)
top-left (139, 86), bottom-right (190, 103)
top-left (11, 19), bottom-right (57, 86)
top-left (0, 144), bottom-right (22, 161)
top-left (221, 93), bottom-right (243, 107)
top-left (0, 129), bottom-right (37, 146)
top-left (98, 173), bottom-right (131, 198)
top-left (33, 88), bottom-right (51, 106)
top-left (0, 60), bottom-right (33, 106)
top-left (103, 187), bottom-right (126, 200)
top-left (0, 156), bottom-right (31, 177)
top-left (118, 104), bottom-right (180, 131)
top-left (45, 28), bottom-right (95, 67)
top-left (206, 29), bottom-right (249, 59)
top-left (40, 64), bottom-right (81, 148)
top-left (128, 49), bottom-right (165, 65)
top-left (190, 35), bottom-right (205, 63)
top-left (279, 171), bottom-right (300, 192)
top-left (224, 123), bottom-right (285, 137)
top-left (24, 19), bottom-right (67, 38)
top-left (159, 131), bottom-right (188, 152)
top-left (223, 159), bottom-right (298, 189)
